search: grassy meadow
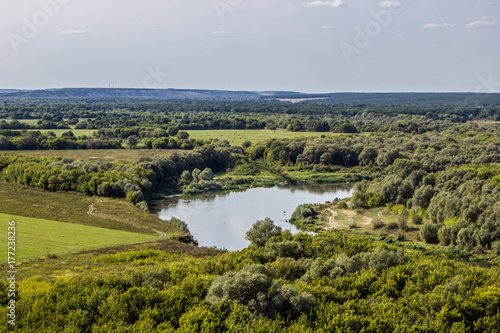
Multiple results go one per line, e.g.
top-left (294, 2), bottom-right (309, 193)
top-left (0, 213), bottom-right (155, 262)
top-left (187, 129), bottom-right (348, 146)
top-left (0, 182), bottom-right (183, 236)
top-left (0, 149), bottom-right (177, 163)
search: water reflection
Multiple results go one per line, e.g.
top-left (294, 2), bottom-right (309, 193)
top-left (149, 184), bottom-right (353, 251)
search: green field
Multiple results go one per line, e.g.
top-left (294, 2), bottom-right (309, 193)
top-left (1, 213), bottom-right (155, 262)
top-left (187, 129), bottom-right (348, 145)
top-left (2, 149), bottom-right (176, 163)
top-left (0, 181), bottom-right (183, 235)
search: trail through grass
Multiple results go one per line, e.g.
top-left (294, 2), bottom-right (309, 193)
top-left (0, 213), bottom-right (155, 262)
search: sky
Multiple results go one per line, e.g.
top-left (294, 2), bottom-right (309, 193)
top-left (0, 0), bottom-right (499, 93)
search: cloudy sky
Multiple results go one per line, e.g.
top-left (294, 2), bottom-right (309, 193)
top-left (0, 0), bottom-right (498, 92)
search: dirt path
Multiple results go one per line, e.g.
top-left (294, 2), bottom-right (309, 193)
top-left (324, 209), bottom-right (342, 230)
top-left (152, 229), bottom-right (167, 239)
top-left (87, 199), bottom-right (103, 215)
top-left (87, 198), bottom-right (167, 240)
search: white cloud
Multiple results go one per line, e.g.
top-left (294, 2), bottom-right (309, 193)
top-left (379, 1), bottom-right (401, 9)
top-left (465, 18), bottom-right (498, 29)
top-left (60, 29), bottom-right (87, 35)
top-left (423, 23), bottom-right (454, 29)
top-left (304, 0), bottom-right (347, 8)
top-left (213, 30), bottom-right (234, 34)
top-left (321, 25), bottom-right (335, 29)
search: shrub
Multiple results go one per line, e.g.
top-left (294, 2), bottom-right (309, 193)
top-left (135, 201), bottom-right (149, 211)
top-left (386, 222), bottom-right (398, 230)
top-left (142, 268), bottom-right (170, 290)
top-left (372, 219), bottom-right (385, 230)
top-left (412, 214), bottom-right (423, 225)
top-left (398, 209), bottom-right (409, 231)
top-left (420, 223), bottom-right (439, 244)
top-left (438, 225), bottom-right (458, 246)
top-left (337, 200), bottom-right (348, 209)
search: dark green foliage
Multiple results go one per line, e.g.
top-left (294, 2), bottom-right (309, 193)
top-left (420, 223), bottom-right (439, 244)
top-left (398, 208), bottom-right (409, 231)
top-left (411, 213), bottom-right (423, 225)
top-left (386, 222), bottom-right (398, 230)
top-left (438, 225), bottom-right (458, 246)
top-left (206, 264), bottom-right (315, 318)
top-left (372, 219), bottom-right (385, 230)
top-left (265, 241), bottom-right (304, 260)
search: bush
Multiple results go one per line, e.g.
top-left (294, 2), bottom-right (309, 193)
top-left (420, 223), bottom-right (439, 244)
top-left (337, 200), bottom-right (348, 209)
top-left (142, 268), bottom-right (170, 290)
top-left (386, 222), bottom-right (398, 230)
top-left (398, 209), bottom-right (409, 231)
top-left (135, 201), bottom-right (149, 211)
top-left (372, 219), bottom-right (385, 230)
top-left (438, 225), bottom-right (458, 246)
top-left (412, 214), bottom-right (423, 225)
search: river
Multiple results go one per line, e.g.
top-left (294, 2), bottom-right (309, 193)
top-left (149, 183), bottom-right (353, 251)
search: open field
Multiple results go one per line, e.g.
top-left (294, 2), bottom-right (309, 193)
top-left (9, 119), bottom-right (40, 125)
top-left (187, 129), bottom-right (350, 146)
top-left (1, 213), bottom-right (155, 262)
top-left (0, 149), bottom-right (176, 163)
top-left (0, 182), bottom-right (182, 235)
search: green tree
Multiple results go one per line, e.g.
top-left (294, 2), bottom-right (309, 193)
top-left (199, 168), bottom-right (214, 181)
top-left (398, 208), bottom-right (409, 231)
top-left (420, 223), bottom-right (439, 244)
top-left (245, 218), bottom-right (282, 247)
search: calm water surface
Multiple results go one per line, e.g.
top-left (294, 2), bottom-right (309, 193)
top-left (149, 183), bottom-right (353, 251)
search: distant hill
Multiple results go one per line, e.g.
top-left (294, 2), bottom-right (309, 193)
top-left (0, 88), bottom-right (499, 106)
top-left (0, 88), bottom-right (303, 101)
top-left (269, 92), bottom-right (500, 106)
top-left (0, 89), bottom-right (22, 94)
